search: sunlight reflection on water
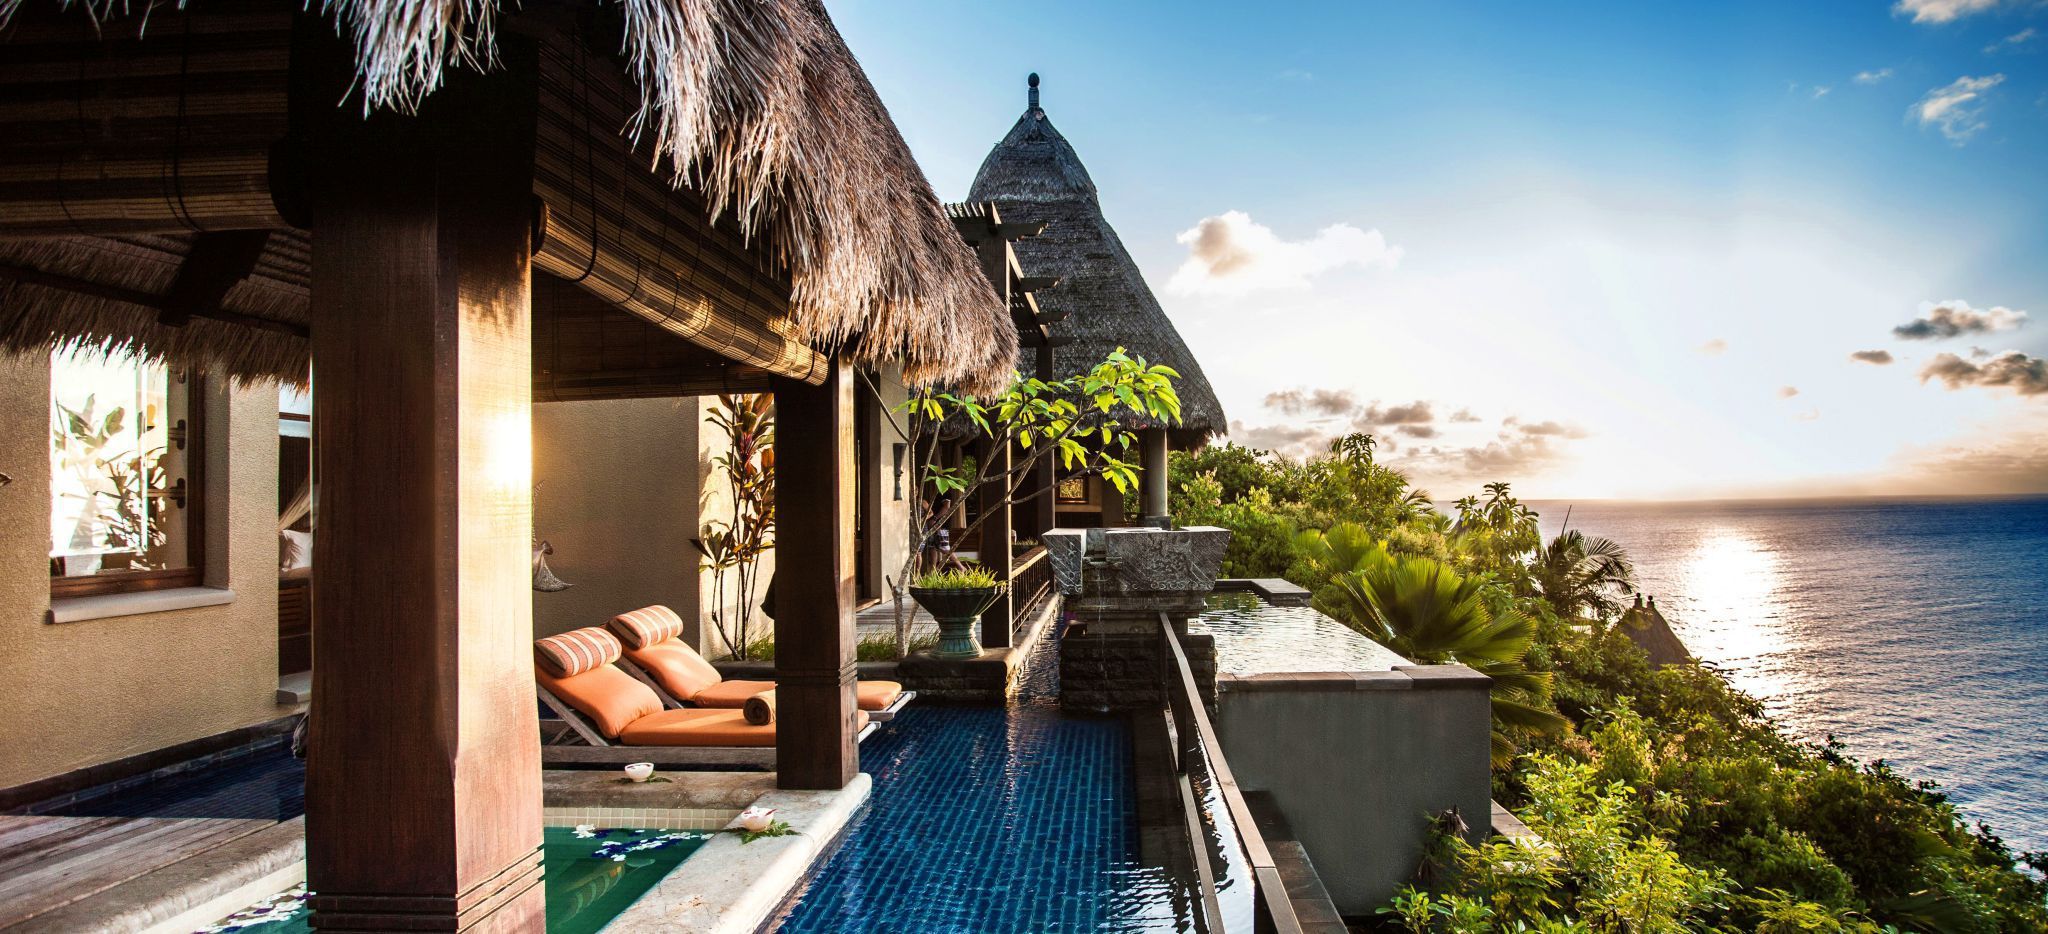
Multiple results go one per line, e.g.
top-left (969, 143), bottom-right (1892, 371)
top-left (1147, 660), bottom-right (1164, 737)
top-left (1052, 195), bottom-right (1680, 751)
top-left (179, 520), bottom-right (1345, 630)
top-left (1536, 498), bottom-right (2048, 855)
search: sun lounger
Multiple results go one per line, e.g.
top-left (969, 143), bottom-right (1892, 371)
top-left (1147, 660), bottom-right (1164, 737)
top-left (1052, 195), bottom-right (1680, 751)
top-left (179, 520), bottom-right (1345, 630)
top-left (533, 627), bottom-right (872, 768)
top-left (605, 605), bottom-right (915, 721)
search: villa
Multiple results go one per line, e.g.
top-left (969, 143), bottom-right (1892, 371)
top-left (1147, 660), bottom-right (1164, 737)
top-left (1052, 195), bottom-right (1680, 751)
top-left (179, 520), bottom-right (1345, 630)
top-left (0, 2), bottom-right (1491, 932)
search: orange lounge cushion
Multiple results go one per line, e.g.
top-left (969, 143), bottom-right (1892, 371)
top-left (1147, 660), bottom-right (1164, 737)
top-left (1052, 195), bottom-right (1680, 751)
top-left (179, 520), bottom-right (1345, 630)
top-left (539, 665), bottom-right (663, 739)
top-left (616, 709), bottom-right (870, 747)
top-left (694, 679), bottom-right (905, 711)
top-left (608, 606), bottom-right (687, 649)
top-left (689, 679), bottom-right (778, 709)
top-left (535, 627), bottom-right (624, 677)
top-left (622, 640), bottom-right (727, 701)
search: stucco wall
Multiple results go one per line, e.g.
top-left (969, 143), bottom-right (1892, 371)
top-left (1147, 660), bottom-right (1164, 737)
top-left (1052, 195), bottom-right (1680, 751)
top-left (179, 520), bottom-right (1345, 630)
top-left (867, 366), bottom-right (913, 601)
top-left (0, 351), bottom-right (291, 790)
top-left (1215, 667), bottom-right (1493, 915)
top-left (531, 396), bottom-right (775, 657)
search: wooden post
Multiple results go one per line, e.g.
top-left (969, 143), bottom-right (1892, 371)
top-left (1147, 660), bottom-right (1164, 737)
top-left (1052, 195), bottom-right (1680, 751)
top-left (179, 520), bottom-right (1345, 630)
top-left (1023, 343), bottom-right (1058, 538)
top-left (771, 361), bottom-right (859, 790)
top-left (300, 29), bottom-right (544, 934)
top-left (1140, 428), bottom-right (1171, 527)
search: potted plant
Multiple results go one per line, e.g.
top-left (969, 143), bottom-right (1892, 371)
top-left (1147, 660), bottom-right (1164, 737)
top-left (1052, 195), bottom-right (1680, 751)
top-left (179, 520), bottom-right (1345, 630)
top-left (908, 564), bottom-right (1006, 659)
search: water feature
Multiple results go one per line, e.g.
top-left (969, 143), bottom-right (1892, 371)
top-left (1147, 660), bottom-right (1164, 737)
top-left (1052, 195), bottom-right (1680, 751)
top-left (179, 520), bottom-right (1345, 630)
top-left (1194, 590), bottom-right (1408, 675)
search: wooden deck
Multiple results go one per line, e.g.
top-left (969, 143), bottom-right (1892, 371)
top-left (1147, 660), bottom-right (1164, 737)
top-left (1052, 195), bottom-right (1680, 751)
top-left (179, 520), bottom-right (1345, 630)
top-left (0, 815), bottom-right (275, 928)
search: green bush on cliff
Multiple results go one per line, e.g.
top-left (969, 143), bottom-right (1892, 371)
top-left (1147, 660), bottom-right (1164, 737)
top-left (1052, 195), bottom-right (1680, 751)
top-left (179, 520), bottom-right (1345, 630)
top-left (1169, 444), bottom-right (2048, 932)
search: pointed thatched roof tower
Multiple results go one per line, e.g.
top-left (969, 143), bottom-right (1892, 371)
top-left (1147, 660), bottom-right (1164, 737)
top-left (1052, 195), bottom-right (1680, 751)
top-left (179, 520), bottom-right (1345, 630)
top-left (968, 74), bottom-right (1226, 447)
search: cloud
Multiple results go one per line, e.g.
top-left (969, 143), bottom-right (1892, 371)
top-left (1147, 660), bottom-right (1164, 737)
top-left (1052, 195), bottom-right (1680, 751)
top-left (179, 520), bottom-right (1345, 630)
top-left (1264, 387), bottom-right (1357, 417)
top-left (1912, 75), bottom-right (2005, 142)
top-left (1506, 417), bottom-right (1591, 439)
top-left (1794, 407), bottom-right (1822, 421)
top-left (1170, 210), bottom-right (1402, 294)
top-left (1849, 349), bottom-right (1896, 365)
top-left (1919, 351), bottom-right (2048, 396)
top-left (1390, 434), bottom-right (1580, 485)
top-left (1985, 27), bottom-right (2037, 52)
top-left (1697, 339), bottom-right (1728, 355)
top-left (1892, 299), bottom-right (2028, 339)
top-left (1777, 385), bottom-right (1801, 399)
top-left (1397, 424), bottom-right (1438, 439)
top-left (1226, 420), bottom-right (1331, 459)
top-left (1358, 400), bottom-right (1435, 426)
top-left (1855, 68), bottom-right (1895, 85)
top-left (1893, 0), bottom-right (2000, 24)
top-left (1812, 85), bottom-right (1833, 100)
top-left (1449, 408), bottom-right (1482, 423)
top-left (1894, 433), bottom-right (2048, 494)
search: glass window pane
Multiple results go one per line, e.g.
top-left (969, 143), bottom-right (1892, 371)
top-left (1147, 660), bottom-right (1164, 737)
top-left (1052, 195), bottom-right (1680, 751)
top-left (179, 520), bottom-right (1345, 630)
top-left (49, 348), bottom-right (193, 578)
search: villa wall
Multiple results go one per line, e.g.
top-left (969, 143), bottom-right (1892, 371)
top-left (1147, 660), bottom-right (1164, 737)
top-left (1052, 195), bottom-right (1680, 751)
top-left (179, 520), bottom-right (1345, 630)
top-left (1216, 667), bottom-right (1493, 915)
top-left (865, 366), bottom-right (913, 604)
top-left (0, 351), bottom-right (292, 790)
top-left (531, 396), bottom-right (774, 657)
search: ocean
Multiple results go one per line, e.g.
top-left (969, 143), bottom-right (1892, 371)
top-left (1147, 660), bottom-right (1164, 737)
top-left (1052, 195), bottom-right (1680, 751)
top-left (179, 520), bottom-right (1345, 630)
top-left (1529, 496), bottom-right (2048, 856)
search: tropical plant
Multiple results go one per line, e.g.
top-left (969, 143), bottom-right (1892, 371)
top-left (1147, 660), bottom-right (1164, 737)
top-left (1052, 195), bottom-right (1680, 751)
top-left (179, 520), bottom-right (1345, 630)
top-left (693, 394), bottom-right (775, 660)
top-left (866, 347), bottom-right (1181, 657)
top-left (913, 564), bottom-right (1001, 590)
top-left (1319, 546), bottom-right (1569, 762)
top-left (1533, 528), bottom-right (1637, 623)
top-left (51, 395), bottom-right (169, 567)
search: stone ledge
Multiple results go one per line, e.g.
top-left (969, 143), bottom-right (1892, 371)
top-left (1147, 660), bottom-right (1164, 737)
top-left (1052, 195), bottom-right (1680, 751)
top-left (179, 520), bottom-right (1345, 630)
top-left (603, 774), bottom-right (872, 934)
top-left (1217, 665), bottom-right (1489, 693)
top-left (11, 817), bottom-right (305, 934)
top-left (542, 769), bottom-right (774, 812)
top-left (1396, 664), bottom-right (1492, 689)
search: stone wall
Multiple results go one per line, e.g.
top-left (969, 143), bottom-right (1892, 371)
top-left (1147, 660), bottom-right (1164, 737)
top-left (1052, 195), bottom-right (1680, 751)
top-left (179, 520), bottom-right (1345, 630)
top-left (1060, 629), bottom-right (1215, 713)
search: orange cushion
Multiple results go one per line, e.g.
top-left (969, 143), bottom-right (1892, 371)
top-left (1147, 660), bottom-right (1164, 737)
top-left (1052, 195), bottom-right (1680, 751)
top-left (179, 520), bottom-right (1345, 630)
top-left (693, 679), bottom-right (905, 711)
top-left (539, 665), bottom-right (662, 739)
top-left (608, 605), bottom-right (686, 649)
top-left (856, 681), bottom-right (906, 711)
top-left (534, 627), bottom-right (622, 677)
top-left (622, 639), bottom-right (728, 701)
top-left (618, 709), bottom-right (870, 747)
top-left (689, 679), bottom-right (778, 708)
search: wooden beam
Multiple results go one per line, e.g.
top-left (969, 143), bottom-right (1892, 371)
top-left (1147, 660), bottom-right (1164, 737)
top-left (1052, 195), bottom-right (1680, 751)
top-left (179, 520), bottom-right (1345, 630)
top-left (993, 221), bottom-right (1048, 240)
top-left (1015, 275), bottom-right (1061, 293)
top-left (0, 262), bottom-right (308, 338)
top-left (1026, 343), bottom-right (1058, 537)
top-left (158, 231), bottom-right (272, 327)
top-left (300, 22), bottom-right (544, 933)
top-left (771, 360), bottom-right (859, 790)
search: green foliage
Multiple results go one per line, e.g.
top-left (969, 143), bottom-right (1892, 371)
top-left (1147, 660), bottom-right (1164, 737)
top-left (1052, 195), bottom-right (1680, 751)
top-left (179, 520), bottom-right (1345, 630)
top-left (914, 564), bottom-right (1001, 590)
top-left (1175, 442), bottom-right (2048, 930)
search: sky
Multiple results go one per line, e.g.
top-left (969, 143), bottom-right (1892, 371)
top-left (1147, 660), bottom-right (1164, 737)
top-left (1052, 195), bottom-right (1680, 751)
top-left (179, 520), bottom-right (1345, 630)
top-left (829, 0), bottom-right (2048, 500)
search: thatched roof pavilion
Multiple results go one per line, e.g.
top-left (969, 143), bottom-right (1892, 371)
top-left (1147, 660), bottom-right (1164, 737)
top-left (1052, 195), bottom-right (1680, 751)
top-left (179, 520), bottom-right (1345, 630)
top-left (967, 74), bottom-right (1225, 447)
top-left (0, 0), bottom-right (1015, 395)
top-left (0, 1), bottom-right (1011, 926)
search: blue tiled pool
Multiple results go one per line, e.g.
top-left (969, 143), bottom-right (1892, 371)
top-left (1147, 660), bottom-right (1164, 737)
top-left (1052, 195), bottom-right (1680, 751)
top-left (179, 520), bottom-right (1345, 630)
top-left (41, 741), bottom-right (304, 820)
top-left (775, 623), bottom-right (1188, 932)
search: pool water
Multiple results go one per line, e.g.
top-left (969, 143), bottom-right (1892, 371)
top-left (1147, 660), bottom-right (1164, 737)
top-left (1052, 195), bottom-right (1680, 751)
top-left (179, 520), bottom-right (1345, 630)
top-left (1194, 590), bottom-right (1409, 675)
top-left (775, 621), bottom-right (1193, 932)
top-left (198, 826), bottom-right (709, 934)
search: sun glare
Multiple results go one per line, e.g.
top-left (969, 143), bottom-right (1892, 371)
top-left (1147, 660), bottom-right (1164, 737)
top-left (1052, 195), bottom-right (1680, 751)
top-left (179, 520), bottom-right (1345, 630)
top-left (1671, 530), bottom-right (1795, 702)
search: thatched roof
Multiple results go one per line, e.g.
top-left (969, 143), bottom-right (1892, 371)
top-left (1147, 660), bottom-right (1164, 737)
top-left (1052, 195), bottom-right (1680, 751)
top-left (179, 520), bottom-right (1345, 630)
top-left (1621, 596), bottom-right (1692, 668)
top-left (0, 0), bottom-right (1013, 394)
top-left (966, 74), bottom-right (1225, 442)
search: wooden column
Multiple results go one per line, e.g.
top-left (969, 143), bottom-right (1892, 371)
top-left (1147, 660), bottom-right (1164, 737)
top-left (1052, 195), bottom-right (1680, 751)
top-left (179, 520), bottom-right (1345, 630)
top-left (300, 30), bottom-right (545, 933)
top-left (1022, 344), bottom-right (1058, 538)
top-left (976, 438), bottom-right (1014, 649)
top-left (771, 361), bottom-right (859, 789)
top-left (1140, 428), bottom-right (1171, 527)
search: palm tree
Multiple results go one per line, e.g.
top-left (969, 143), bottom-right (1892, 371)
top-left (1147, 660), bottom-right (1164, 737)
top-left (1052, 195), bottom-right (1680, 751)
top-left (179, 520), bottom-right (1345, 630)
top-left (1322, 548), bottom-right (1569, 763)
top-left (1532, 529), bottom-right (1636, 623)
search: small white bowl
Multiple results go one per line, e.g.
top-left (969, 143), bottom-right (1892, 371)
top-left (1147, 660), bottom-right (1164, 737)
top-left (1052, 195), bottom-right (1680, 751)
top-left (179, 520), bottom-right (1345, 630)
top-left (736, 805), bottom-right (776, 832)
top-left (624, 762), bottom-right (655, 782)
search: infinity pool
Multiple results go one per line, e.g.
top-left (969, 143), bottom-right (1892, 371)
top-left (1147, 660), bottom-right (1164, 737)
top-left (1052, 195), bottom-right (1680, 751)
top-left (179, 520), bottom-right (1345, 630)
top-left (200, 826), bottom-right (709, 934)
top-left (1194, 590), bottom-right (1409, 675)
top-left (775, 620), bottom-right (1197, 932)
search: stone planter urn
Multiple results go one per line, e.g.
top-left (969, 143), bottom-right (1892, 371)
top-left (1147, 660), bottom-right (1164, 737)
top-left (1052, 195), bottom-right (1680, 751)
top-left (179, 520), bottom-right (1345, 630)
top-left (909, 585), bottom-right (1006, 660)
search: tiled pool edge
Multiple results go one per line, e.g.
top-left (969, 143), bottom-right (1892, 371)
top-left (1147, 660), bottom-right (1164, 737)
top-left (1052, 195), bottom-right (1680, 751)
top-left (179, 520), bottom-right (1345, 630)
top-left (600, 773), bottom-right (872, 934)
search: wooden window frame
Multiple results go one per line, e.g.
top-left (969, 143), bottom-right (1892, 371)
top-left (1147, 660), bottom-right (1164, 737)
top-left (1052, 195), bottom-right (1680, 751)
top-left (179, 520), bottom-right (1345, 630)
top-left (49, 372), bottom-right (207, 600)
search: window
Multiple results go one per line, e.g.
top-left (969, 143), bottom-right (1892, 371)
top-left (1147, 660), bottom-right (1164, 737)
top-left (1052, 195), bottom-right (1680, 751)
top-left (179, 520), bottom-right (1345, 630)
top-left (49, 348), bottom-right (203, 597)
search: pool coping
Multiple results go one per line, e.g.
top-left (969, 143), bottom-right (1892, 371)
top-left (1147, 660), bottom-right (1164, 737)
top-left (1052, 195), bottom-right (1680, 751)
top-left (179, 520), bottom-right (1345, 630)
top-left (599, 773), bottom-right (873, 934)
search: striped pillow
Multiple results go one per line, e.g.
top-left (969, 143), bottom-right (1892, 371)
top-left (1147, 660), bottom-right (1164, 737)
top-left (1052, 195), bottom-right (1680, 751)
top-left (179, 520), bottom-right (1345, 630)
top-left (608, 605), bottom-right (685, 650)
top-left (534, 627), bottom-right (621, 677)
